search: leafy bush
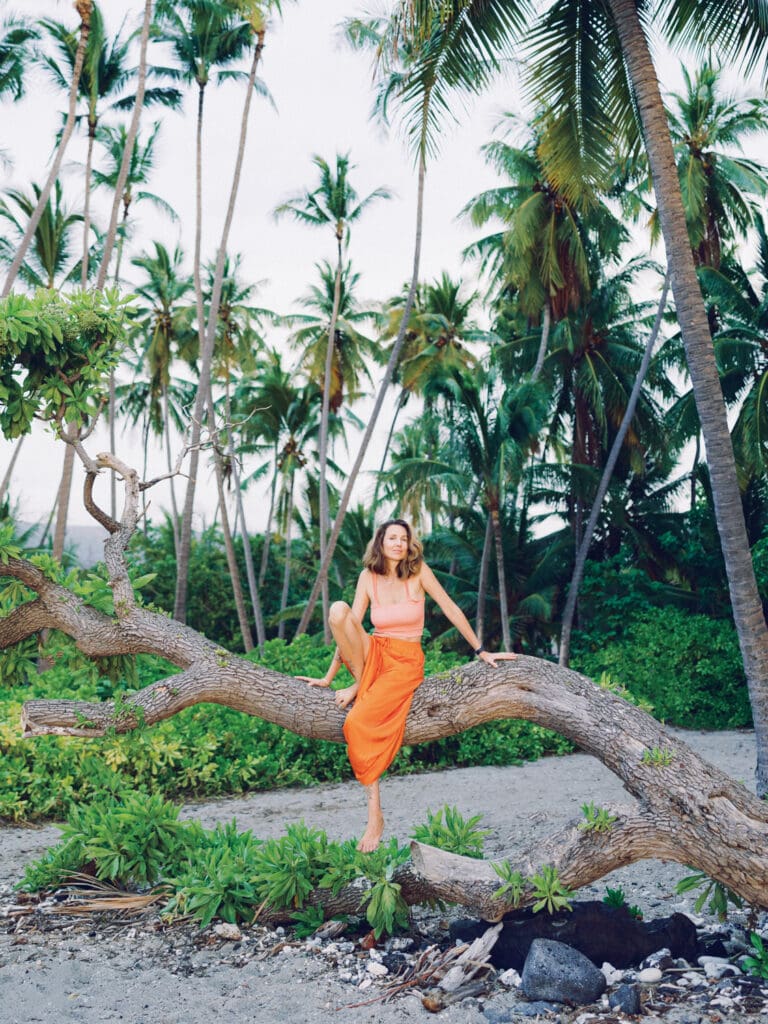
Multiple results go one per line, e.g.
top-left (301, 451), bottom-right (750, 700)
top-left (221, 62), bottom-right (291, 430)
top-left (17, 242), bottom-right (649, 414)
top-left (573, 606), bottom-right (750, 729)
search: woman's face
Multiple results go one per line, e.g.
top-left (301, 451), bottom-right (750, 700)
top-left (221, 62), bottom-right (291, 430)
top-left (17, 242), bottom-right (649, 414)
top-left (381, 524), bottom-right (409, 562)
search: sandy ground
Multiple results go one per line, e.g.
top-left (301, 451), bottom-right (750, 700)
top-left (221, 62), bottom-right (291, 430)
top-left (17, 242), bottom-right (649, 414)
top-left (0, 728), bottom-right (759, 1024)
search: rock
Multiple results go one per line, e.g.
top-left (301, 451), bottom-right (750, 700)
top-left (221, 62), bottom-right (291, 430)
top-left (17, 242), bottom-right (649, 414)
top-left (521, 939), bottom-right (607, 1006)
top-left (212, 923), bottom-right (241, 942)
top-left (498, 968), bottom-right (521, 988)
top-left (601, 961), bottom-right (623, 986)
top-left (380, 951), bottom-right (409, 973)
top-left (511, 1000), bottom-right (562, 1017)
top-left (451, 903), bottom-right (698, 971)
top-left (366, 961), bottom-right (388, 977)
top-left (483, 1005), bottom-right (517, 1024)
top-left (637, 967), bottom-right (662, 983)
top-left (609, 983), bottom-right (642, 1015)
top-left (703, 960), bottom-right (739, 980)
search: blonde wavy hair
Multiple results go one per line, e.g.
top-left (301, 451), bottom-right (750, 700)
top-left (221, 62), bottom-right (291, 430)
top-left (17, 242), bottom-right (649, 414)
top-left (363, 519), bottom-right (423, 578)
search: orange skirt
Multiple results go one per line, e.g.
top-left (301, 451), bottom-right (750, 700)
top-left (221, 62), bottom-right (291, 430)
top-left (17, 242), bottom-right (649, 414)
top-left (342, 635), bottom-right (425, 786)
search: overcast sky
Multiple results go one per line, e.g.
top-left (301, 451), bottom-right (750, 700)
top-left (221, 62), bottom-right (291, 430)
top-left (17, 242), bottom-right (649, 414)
top-left (1, 1), bottom-right (764, 546)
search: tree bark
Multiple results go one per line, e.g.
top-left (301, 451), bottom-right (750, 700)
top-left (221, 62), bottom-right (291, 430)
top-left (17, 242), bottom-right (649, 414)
top-left (489, 500), bottom-right (512, 652)
top-left (559, 273), bottom-right (670, 667)
top-left (52, 443), bottom-right (76, 562)
top-left (531, 302), bottom-right (551, 383)
top-left (475, 513), bottom-right (493, 644)
top-left (81, 122), bottom-right (96, 288)
top-left (317, 237), bottom-right (344, 645)
top-left (258, 455), bottom-right (278, 588)
top-left (278, 475), bottom-right (294, 640)
top-left (1, 1), bottom-right (92, 297)
top-left (606, 0), bottom-right (768, 799)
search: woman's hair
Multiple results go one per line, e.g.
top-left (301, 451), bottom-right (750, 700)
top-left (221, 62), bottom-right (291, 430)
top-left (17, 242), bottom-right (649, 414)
top-left (363, 518), bottom-right (423, 578)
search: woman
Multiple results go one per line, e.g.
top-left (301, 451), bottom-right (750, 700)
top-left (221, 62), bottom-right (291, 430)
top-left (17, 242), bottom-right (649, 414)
top-left (298, 519), bottom-right (515, 852)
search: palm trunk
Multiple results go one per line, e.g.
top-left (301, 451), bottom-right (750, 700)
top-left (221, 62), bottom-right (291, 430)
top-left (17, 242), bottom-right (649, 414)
top-left (475, 513), bottom-right (493, 644)
top-left (531, 302), bottom-right (551, 382)
top-left (0, 435), bottom-right (25, 504)
top-left (317, 238), bottom-right (343, 643)
top-left (207, 404), bottom-right (253, 653)
top-left (225, 382), bottom-right (266, 649)
top-left (559, 273), bottom-right (670, 667)
top-left (162, 384), bottom-right (180, 557)
top-left (2, 1), bottom-right (92, 297)
top-left (95, 0), bottom-right (152, 289)
top-left (259, 454), bottom-right (279, 588)
top-left (112, 199), bottom-right (130, 286)
top-left (608, 0), bottom-right (768, 795)
top-left (372, 390), bottom-right (406, 508)
top-left (175, 31), bottom-right (265, 623)
top-left (107, 203), bottom-right (131, 520)
top-left (52, 444), bottom-right (76, 562)
top-left (490, 500), bottom-right (512, 652)
top-left (278, 476), bottom-right (294, 640)
top-left (294, 147), bottom-right (427, 637)
top-left (81, 121), bottom-right (96, 288)
top-left (690, 431), bottom-right (700, 511)
top-left (173, 80), bottom-right (207, 623)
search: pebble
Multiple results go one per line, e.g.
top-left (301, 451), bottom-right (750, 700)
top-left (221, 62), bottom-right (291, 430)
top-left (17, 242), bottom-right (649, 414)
top-left (498, 968), bottom-right (521, 988)
top-left (358, 977), bottom-right (372, 991)
top-left (213, 923), bottom-right (242, 942)
top-left (637, 967), bottom-right (663, 983)
top-left (600, 961), bottom-right (623, 986)
top-left (367, 961), bottom-right (388, 977)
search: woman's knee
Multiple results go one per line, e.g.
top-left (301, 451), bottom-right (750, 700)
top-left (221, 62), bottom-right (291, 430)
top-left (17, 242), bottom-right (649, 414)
top-left (329, 601), bottom-right (351, 628)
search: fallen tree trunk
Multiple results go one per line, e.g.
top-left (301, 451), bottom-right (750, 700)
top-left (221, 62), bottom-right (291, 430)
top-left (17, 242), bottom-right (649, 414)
top-left (2, 453), bottom-right (768, 913)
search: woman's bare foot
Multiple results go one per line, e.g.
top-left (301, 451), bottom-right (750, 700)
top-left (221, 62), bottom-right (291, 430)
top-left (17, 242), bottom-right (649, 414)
top-left (357, 812), bottom-right (384, 853)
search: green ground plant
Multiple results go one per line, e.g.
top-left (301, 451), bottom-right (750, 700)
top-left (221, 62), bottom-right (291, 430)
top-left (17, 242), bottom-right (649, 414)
top-left (602, 885), bottom-right (643, 919)
top-left (675, 870), bottom-right (744, 921)
top-left (578, 802), bottom-right (618, 833)
top-left (410, 805), bottom-right (489, 858)
top-left (743, 932), bottom-right (768, 979)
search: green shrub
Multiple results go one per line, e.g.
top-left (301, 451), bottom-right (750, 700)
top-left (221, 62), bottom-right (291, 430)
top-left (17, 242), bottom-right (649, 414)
top-left (573, 606), bottom-right (750, 729)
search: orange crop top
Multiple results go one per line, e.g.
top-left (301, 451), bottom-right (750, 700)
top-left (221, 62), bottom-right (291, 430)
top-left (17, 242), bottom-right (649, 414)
top-left (370, 573), bottom-right (425, 639)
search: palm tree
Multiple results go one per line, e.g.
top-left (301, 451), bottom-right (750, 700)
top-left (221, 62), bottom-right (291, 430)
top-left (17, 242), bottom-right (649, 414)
top-left (0, 181), bottom-right (83, 289)
top-left (658, 61), bottom-right (768, 275)
top-left (156, 0), bottom-right (276, 624)
top-left (93, 121), bottom-right (177, 285)
top-left (206, 252), bottom-right (269, 649)
top-left (1, 0), bottom-right (93, 298)
top-left (0, 10), bottom-right (38, 101)
top-left (130, 241), bottom-right (196, 550)
top-left (376, 271), bottom-right (488, 498)
top-left (286, 260), bottom-right (378, 419)
top-left (94, 119), bottom-right (178, 516)
top-left (701, 218), bottom-right (768, 483)
top-left (39, 2), bottom-right (180, 286)
top-left (275, 153), bottom-right (390, 634)
top-left (559, 272), bottom-right (672, 665)
top-left (462, 117), bottom-right (627, 380)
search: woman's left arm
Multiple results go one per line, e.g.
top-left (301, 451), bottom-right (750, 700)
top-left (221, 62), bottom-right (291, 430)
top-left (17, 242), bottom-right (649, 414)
top-left (419, 563), bottom-right (516, 667)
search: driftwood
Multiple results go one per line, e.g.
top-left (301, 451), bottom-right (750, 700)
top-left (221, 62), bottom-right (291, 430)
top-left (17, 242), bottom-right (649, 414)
top-left (2, 453), bottom-right (768, 916)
